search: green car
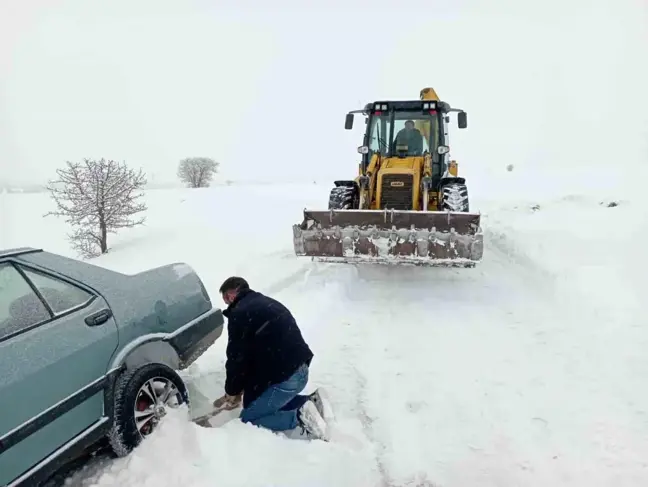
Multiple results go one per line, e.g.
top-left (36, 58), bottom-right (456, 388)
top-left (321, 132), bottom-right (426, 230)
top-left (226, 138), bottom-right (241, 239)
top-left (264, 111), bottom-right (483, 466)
top-left (0, 247), bottom-right (225, 486)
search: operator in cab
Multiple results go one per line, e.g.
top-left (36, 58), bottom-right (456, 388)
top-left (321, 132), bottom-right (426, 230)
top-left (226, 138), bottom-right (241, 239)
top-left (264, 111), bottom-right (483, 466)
top-left (394, 120), bottom-right (424, 156)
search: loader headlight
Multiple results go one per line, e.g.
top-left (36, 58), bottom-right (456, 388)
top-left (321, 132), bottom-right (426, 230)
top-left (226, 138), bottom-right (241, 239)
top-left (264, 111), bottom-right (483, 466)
top-left (357, 145), bottom-right (369, 154)
top-left (422, 102), bottom-right (437, 110)
top-left (437, 145), bottom-right (449, 154)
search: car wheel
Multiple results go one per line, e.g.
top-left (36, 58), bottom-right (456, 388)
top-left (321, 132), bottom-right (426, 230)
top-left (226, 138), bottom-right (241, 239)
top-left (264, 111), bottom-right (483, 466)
top-left (108, 363), bottom-right (189, 457)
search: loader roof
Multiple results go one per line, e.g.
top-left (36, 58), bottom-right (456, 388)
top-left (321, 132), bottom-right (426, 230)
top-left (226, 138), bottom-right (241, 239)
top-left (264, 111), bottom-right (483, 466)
top-left (363, 99), bottom-right (451, 113)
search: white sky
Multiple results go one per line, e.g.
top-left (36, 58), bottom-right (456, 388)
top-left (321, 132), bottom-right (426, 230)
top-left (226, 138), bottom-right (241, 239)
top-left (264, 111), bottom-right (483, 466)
top-left (0, 0), bottom-right (646, 186)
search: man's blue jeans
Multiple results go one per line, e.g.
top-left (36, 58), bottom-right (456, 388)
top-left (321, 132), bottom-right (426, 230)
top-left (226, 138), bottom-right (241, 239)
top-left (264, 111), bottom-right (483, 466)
top-left (240, 363), bottom-right (311, 432)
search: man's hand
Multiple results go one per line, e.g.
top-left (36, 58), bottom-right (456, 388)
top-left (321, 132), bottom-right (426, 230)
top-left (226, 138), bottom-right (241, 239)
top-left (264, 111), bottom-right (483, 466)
top-left (213, 392), bottom-right (243, 411)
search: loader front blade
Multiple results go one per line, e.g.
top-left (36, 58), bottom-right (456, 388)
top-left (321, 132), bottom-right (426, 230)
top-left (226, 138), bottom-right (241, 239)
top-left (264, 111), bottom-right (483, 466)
top-left (292, 209), bottom-right (483, 267)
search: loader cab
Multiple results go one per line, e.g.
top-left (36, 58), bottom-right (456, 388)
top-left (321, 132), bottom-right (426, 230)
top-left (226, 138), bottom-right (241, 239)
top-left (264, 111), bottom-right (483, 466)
top-left (364, 102), bottom-right (443, 160)
top-left (346, 99), bottom-right (466, 186)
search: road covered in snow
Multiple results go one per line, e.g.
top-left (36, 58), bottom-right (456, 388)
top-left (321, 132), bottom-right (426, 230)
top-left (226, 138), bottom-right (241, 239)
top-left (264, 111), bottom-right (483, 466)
top-left (3, 184), bottom-right (647, 487)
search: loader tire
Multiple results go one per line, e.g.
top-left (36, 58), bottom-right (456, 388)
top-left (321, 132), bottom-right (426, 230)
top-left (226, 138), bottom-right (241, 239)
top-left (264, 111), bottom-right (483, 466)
top-left (441, 183), bottom-right (470, 212)
top-left (328, 185), bottom-right (358, 210)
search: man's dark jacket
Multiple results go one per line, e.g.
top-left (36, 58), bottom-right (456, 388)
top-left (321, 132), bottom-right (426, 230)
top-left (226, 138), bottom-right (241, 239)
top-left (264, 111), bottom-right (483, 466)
top-left (223, 288), bottom-right (313, 407)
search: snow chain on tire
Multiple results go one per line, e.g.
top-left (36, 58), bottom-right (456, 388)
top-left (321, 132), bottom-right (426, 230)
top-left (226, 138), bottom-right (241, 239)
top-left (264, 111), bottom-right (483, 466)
top-left (441, 183), bottom-right (470, 212)
top-left (107, 363), bottom-right (189, 457)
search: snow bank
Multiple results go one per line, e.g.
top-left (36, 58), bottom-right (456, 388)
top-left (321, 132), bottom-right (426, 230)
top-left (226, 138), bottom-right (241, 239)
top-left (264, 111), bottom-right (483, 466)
top-left (70, 408), bottom-right (380, 487)
top-left (483, 193), bottom-right (647, 312)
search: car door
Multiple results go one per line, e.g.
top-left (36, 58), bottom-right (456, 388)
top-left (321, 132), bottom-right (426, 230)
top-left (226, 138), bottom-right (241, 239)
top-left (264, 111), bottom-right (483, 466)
top-left (0, 260), bottom-right (119, 486)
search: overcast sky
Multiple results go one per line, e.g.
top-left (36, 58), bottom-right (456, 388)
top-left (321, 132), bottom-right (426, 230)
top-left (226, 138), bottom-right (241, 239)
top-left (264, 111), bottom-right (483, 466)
top-left (0, 0), bottom-right (646, 188)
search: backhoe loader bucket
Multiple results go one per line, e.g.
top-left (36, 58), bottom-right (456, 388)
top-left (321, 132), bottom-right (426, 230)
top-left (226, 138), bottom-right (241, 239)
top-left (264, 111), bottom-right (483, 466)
top-left (292, 209), bottom-right (483, 267)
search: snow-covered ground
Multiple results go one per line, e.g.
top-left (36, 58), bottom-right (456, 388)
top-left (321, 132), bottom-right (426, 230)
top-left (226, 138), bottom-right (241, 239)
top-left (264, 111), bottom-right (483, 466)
top-left (2, 182), bottom-right (647, 487)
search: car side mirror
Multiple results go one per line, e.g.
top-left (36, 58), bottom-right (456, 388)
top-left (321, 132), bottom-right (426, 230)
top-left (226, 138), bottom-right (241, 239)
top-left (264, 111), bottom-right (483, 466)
top-left (345, 113), bottom-right (354, 130)
top-left (457, 111), bottom-right (467, 129)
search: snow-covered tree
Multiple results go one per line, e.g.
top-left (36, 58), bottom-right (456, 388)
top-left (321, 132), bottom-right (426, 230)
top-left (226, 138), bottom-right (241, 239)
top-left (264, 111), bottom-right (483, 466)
top-left (177, 157), bottom-right (219, 188)
top-left (45, 158), bottom-right (147, 258)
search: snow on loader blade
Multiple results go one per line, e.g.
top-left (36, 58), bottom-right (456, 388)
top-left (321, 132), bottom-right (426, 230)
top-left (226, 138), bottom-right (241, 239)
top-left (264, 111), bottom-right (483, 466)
top-left (292, 209), bottom-right (484, 267)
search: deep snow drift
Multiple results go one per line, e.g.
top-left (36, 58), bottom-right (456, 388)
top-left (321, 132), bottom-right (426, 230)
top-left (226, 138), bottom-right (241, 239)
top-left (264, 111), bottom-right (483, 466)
top-left (2, 183), bottom-right (647, 487)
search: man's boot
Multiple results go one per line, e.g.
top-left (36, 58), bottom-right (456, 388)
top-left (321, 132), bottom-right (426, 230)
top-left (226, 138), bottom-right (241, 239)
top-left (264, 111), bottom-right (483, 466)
top-left (296, 400), bottom-right (329, 441)
top-left (309, 387), bottom-right (335, 424)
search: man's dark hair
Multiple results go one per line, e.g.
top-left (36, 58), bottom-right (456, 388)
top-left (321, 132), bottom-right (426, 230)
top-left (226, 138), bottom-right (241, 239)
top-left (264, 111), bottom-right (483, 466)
top-left (219, 276), bottom-right (249, 294)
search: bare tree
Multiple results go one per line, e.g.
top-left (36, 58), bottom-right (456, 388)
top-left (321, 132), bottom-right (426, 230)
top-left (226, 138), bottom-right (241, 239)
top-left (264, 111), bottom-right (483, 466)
top-left (45, 158), bottom-right (147, 258)
top-left (177, 157), bottom-right (220, 188)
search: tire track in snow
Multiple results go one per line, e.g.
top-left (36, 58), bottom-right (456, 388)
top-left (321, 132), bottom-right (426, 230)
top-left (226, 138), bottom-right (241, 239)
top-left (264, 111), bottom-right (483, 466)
top-left (352, 366), bottom-right (390, 487)
top-left (297, 266), bottom-right (443, 487)
top-left (345, 323), bottom-right (441, 487)
top-left (343, 301), bottom-right (442, 487)
top-left (343, 321), bottom-right (391, 487)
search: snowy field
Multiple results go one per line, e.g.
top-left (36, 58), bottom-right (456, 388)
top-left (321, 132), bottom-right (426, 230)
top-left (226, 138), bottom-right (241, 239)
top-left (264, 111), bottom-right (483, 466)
top-left (1, 181), bottom-right (647, 487)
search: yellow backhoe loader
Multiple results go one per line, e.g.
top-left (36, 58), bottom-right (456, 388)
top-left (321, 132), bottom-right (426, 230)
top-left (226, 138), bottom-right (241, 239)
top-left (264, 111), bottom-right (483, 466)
top-left (292, 87), bottom-right (483, 267)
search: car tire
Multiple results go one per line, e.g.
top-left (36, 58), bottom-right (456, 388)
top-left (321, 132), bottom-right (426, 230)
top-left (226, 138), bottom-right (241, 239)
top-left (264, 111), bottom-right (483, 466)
top-left (107, 363), bottom-right (189, 457)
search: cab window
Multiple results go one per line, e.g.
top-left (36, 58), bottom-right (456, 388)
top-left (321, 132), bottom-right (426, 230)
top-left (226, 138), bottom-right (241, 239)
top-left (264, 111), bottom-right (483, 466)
top-left (391, 112), bottom-right (437, 156)
top-left (368, 115), bottom-right (391, 156)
